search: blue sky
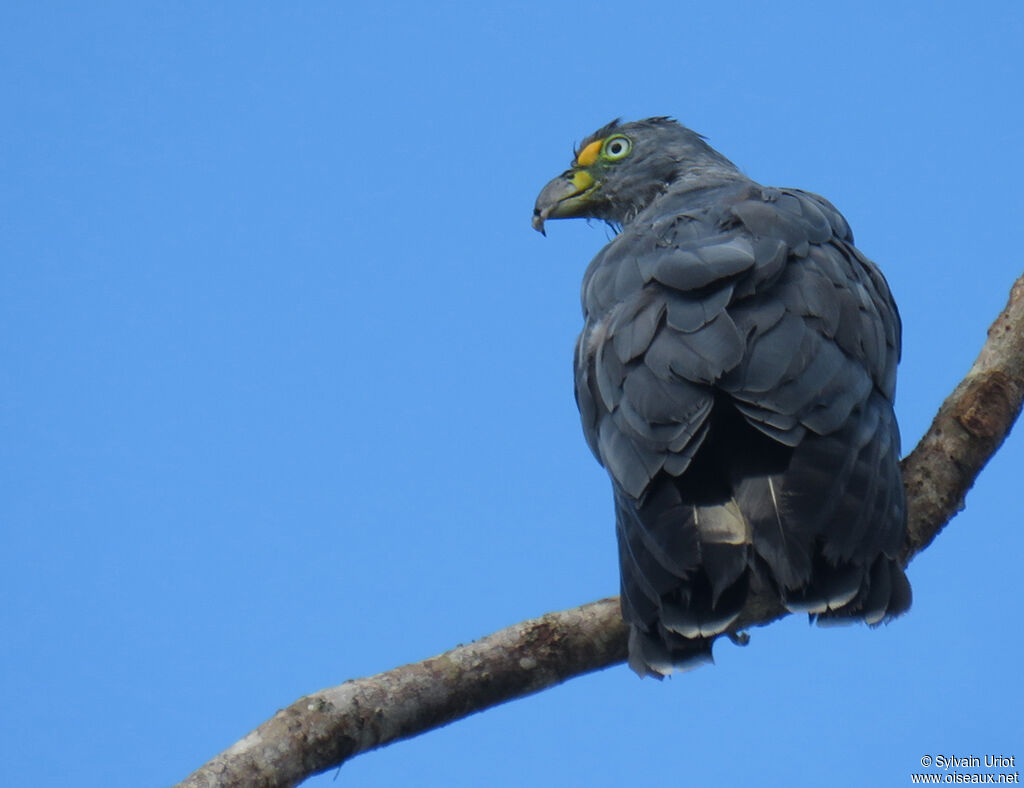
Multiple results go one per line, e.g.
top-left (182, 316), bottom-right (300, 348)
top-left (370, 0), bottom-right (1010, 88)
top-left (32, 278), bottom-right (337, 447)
top-left (3, 3), bottom-right (1022, 786)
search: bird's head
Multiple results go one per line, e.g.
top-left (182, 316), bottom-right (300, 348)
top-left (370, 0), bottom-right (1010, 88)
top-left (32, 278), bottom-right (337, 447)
top-left (532, 117), bottom-right (739, 234)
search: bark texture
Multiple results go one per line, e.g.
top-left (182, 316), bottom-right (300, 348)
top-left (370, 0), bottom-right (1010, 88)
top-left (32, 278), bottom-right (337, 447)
top-left (177, 273), bottom-right (1024, 788)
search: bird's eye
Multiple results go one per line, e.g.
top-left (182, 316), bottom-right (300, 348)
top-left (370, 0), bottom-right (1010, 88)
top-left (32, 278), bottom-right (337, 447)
top-left (602, 135), bottom-right (632, 160)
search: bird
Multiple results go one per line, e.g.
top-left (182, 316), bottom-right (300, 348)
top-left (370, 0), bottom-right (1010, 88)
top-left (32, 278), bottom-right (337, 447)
top-left (532, 117), bottom-right (911, 677)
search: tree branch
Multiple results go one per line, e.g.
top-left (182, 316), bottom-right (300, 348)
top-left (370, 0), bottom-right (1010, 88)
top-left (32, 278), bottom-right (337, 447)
top-left (176, 273), bottom-right (1024, 788)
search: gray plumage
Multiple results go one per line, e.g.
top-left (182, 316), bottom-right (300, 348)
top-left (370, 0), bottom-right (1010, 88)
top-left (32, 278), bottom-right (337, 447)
top-left (533, 118), bottom-right (910, 677)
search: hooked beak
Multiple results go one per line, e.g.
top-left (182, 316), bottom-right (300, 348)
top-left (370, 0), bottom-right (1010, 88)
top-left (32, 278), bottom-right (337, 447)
top-left (531, 169), bottom-right (597, 235)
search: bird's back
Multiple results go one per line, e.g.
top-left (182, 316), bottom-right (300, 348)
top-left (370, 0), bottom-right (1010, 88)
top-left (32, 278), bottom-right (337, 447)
top-left (574, 180), bottom-right (910, 676)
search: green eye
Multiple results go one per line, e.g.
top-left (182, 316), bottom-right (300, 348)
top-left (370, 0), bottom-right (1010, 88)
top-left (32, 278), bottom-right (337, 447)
top-left (602, 135), bottom-right (632, 160)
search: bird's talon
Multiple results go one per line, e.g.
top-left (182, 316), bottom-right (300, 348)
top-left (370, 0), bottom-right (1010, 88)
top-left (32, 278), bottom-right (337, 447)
top-left (727, 631), bottom-right (750, 647)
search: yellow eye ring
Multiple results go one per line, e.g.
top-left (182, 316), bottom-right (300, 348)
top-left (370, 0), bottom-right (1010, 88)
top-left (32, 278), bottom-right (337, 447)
top-left (602, 135), bottom-right (632, 160)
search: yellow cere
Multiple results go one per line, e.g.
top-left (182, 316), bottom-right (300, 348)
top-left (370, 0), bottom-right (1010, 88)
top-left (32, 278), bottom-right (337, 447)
top-left (575, 139), bottom-right (602, 167)
top-left (571, 170), bottom-right (595, 191)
